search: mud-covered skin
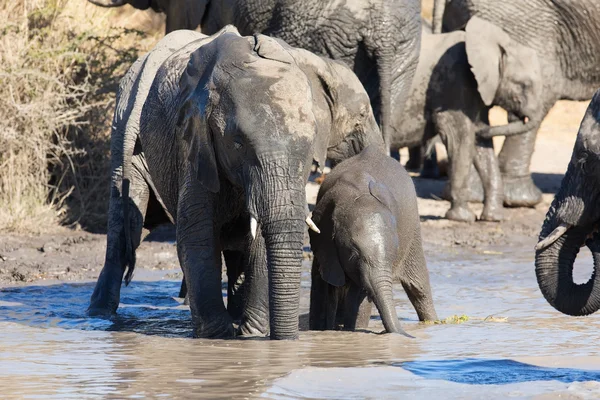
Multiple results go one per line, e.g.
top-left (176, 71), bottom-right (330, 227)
top-left (389, 17), bottom-right (542, 222)
top-left (86, 0), bottom-right (422, 153)
top-left (535, 91), bottom-right (600, 317)
top-left (309, 146), bottom-right (437, 334)
top-left (432, 0), bottom-right (600, 207)
top-left (88, 27), bottom-right (383, 340)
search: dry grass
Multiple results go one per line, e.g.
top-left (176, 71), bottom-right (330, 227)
top-left (0, 0), bottom-right (161, 233)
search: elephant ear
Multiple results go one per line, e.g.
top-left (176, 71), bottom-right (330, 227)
top-left (465, 16), bottom-right (511, 106)
top-left (177, 48), bottom-right (220, 193)
top-left (311, 197), bottom-right (346, 287)
top-left (368, 180), bottom-right (396, 211)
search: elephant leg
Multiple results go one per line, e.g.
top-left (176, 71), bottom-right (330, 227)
top-left (309, 257), bottom-right (329, 331)
top-left (177, 187), bottom-right (233, 338)
top-left (405, 145), bottom-right (422, 171)
top-left (355, 296), bottom-right (373, 330)
top-left (325, 283), bottom-right (340, 331)
top-left (497, 113), bottom-right (543, 207)
top-left (420, 145), bottom-right (440, 179)
top-left (178, 278), bottom-right (187, 299)
top-left (224, 250), bottom-right (245, 322)
top-left (342, 282), bottom-right (368, 331)
top-left (435, 112), bottom-right (477, 222)
top-left (239, 227), bottom-right (269, 337)
top-left (474, 137), bottom-right (504, 222)
top-left (89, 156), bottom-right (150, 316)
top-left (400, 237), bottom-right (438, 322)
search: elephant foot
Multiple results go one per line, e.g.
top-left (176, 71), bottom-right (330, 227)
top-left (88, 271), bottom-right (122, 317)
top-left (479, 206), bottom-right (503, 222)
top-left (502, 175), bottom-right (542, 207)
top-left (442, 179), bottom-right (484, 203)
top-left (238, 322), bottom-right (269, 338)
top-left (193, 316), bottom-right (235, 339)
top-left (445, 205), bottom-right (476, 223)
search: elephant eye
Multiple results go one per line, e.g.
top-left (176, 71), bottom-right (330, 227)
top-left (233, 141), bottom-right (243, 150)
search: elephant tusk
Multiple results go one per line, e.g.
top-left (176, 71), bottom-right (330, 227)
top-left (306, 216), bottom-right (320, 234)
top-left (535, 223), bottom-right (571, 251)
top-left (524, 116), bottom-right (530, 124)
top-left (250, 216), bottom-right (258, 240)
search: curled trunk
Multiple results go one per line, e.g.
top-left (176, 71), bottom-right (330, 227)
top-left (536, 213), bottom-right (600, 316)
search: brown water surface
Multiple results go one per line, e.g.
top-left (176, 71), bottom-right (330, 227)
top-left (2, 238), bottom-right (600, 399)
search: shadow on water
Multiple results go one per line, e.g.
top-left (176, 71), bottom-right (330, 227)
top-left (400, 358), bottom-right (600, 385)
top-left (0, 280), bottom-right (193, 337)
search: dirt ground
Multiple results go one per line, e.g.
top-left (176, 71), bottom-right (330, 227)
top-left (0, 100), bottom-right (589, 286)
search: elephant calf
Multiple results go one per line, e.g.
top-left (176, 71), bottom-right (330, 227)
top-left (309, 146), bottom-right (438, 334)
top-left (390, 17), bottom-right (542, 222)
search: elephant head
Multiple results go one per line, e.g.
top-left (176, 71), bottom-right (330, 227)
top-left (465, 17), bottom-right (543, 138)
top-left (176, 32), bottom-right (381, 339)
top-left (535, 91), bottom-right (600, 316)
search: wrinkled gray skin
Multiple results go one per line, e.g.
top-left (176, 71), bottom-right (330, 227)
top-left (391, 17), bottom-right (542, 222)
top-left (87, 27), bottom-right (383, 340)
top-left (309, 146), bottom-right (437, 334)
top-left (432, 0), bottom-right (600, 207)
top-left (86, 0), bottom-right (422, 152)
top-left (535, 90), bottom-right (600, 317)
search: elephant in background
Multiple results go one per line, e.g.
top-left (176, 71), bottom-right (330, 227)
top-left (88, 26), bottom-right (384, 340)
top-left (86, 0), bottom-right (422, 152)
top-left (389, 17), bottom-right (541, 222)
top-left (431, 0), bottom-right (600, 207)
top-left (309, 145), bottom-right (437, 334)
top-left (535, 89), bottom-right (600, 317)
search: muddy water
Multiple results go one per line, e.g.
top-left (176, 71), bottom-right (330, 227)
top-left (2, 238), bottom-right (600, 399)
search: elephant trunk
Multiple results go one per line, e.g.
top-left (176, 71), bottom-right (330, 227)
top-left (87, 0), bottom-right (127, 7)
top-left (432, 0), bottom-right (446, 34)
top-left (477, 118), bottom-right (539, 139)
top-left (369, 273), bottom-right (411, 337)
top-left (250, 162), bottom-right (306, 340)
top-left (377, 55), bottom-right (393, 152)
top-left (535, 204), bottom-right (600, 316)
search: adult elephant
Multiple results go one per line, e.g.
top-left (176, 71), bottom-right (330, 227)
top-left (535, 89), bottom-right (600, 316)
top-left (88, 26), bottom-right (384, 340)
top-left (86, 0), bottom-right (422, 150)
top-left (431, 0), bottom-right (600, 207)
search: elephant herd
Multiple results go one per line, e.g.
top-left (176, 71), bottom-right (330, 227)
top-left (86, 0), bottom-right (600, 339)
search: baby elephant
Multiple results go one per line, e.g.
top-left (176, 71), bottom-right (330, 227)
top-left (309, 146), bottom-right (438, 334)
top-left (391, 16), bottom-right (542, 222)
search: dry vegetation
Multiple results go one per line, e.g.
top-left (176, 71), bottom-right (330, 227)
top-left (0, 0), bottom-right (162, 232)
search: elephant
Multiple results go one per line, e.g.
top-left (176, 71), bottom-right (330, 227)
top-left (389, 17), bottom-right (542, 222)
top-left (87, 26), bottom-right (384, 340)
top-left (535, 89), bottom-right (600, 316)
top-left (431, 0), bottom-right (600, 207)
top-left (86, 0), bottom-right (422, 153)
top-left (309, 145), bottom-right (437, 334)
